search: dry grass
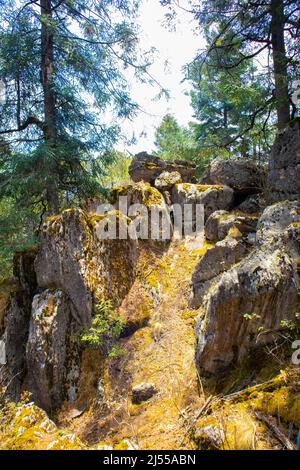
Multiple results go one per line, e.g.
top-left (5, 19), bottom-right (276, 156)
top-left (57, 239), bottom-right (208, 449)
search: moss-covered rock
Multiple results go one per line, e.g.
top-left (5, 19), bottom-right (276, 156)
top-left (171, 183), bottom-right (234, 221)
top-left (2, 208), bottom-right (139, 413)
top-left (195, 369), bottom-right (300, 450)
top-left (154, 171), bottom-right (182, 191)
top-left (110, 182), bottom-right (172, 242)
top-left (0, 400), bottom-right (85, 450)
top-left (205, 210), bottom-right (258, 242)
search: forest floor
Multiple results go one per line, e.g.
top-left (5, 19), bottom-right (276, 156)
top-left (57, 238), bottom-right (210, 450)
top-left (55, 237), bottom-right (300, 451)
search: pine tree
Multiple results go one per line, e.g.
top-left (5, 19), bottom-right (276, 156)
top-left (154, 114), bottom-right (197, 161)
top-left (0, 0), bottom-right (152, 214)
top-left (162, 0), bottom-right (300, 131)
top-left (188, 25), bottom-right (275, 160)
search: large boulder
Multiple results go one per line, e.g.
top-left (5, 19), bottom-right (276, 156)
top-left (205, 210), bottom-right (258, 242)
top-left (269, 119), bottom-right (300, 202)
top-left (201, 158), bottom-right (266, 196)
top-left (190, 236), bottom-right (248, 308)
top-left (194, 200), bottom-right (300, 376)
top-left (110, 182), bottom-right (172, 241)
top-left (171, 183), bottom-right (234, 221)
top-left (129, 152), bottom-right (196, 184)
top-left (256, 200), bottom-right (300, 245)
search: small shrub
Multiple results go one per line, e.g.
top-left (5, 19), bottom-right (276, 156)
top-left (80, 300), bottom-right (124, 358)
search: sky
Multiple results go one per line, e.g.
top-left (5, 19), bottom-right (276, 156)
top-left (118, 0), bottom-right (205, 154)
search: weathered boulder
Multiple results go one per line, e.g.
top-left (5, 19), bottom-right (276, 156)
top-left (205, 210), bottom-right (258, 242)
top-left (110, 182), bottom-right (172, 241)
top-left (256, 200), bottom-right (300, 245)
top-left (190, 236), bottom-right (248, 308)
top-left (201, 158), bottom-right (266, 196)
top-left (2, 208), bottom-right (139, 411)
top-left (195, 200), bottom-right (300, 376)
top-left (26, 289), bottom-right (80, 412)
top-left (129, 152), bottom-right (196, 184)
top-left (269, 119), bottom-right (300, 202)
top-left (131, 382), bottom-right (158, 404)
top-left (171, 183), bottom-right (234, 221)
top-left (154, 171), bottom-right (182, 191)
top-left (110, 181), bottom-right (165, 209)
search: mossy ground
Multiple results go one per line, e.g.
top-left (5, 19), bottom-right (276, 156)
top-left (0, 395), bottom-right (85, 450)
top-left (56, 238), bottom-right (209, 450)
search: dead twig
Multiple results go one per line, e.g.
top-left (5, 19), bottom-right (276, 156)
top-left (253, 411), bottom-right (295, 450)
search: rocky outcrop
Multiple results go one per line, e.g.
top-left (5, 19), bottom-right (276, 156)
top-left (26, 290), bottom-right (80, 412)
top-left (110, 182), bottom-right (172, 241)
top-left (171, 183), bottom-right (234, 221)
top-left (205, 210), bottom-right (258, 242)
top-left (269, 119), bottom-right (300, 202)
top-left (201, 158), bottom-right (266, 197)
top-left (194, 201), bottom-right (300, 376)
top-left (35, 209), bottom-right (138, 322)
top-left (129, 152), bottom-right (196, 184)
top-left (190, 236), bottom-right (248, 308)
top-left (2, 209), bottom-right (139, 411)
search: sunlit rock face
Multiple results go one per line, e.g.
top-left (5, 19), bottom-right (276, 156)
top-left (269, 119), bottom-right (300, 202)
top-left (201, 157), bottom-right (266, 197)
top-left (110, 181), bottom-right (172, 242)
top-left (35, 209), bottom-right (138, 323)
top-left (194, 200), bottom-right (300, 376)
top-left (26, 289), bottom-right (79, 412)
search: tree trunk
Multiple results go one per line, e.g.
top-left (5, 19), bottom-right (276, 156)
top-left (40, 0), bottom-right (59, 214)
top-left (270, 0), bottom-right (290, 130)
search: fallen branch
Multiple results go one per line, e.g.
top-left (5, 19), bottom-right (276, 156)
top-left (253, 411), bottom-right (295, 450)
